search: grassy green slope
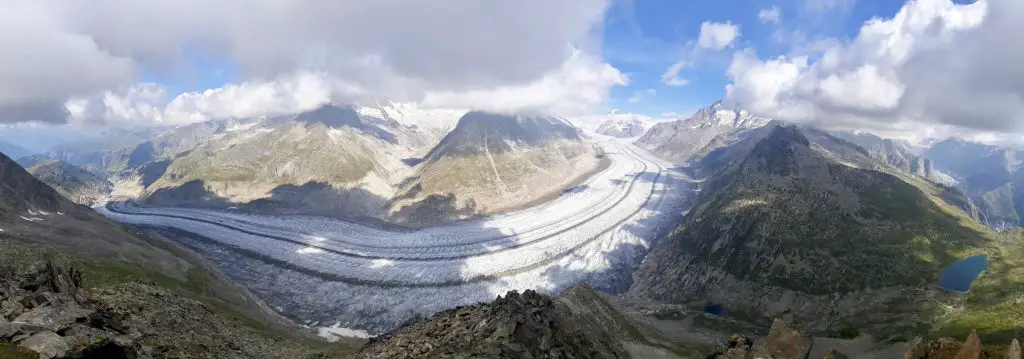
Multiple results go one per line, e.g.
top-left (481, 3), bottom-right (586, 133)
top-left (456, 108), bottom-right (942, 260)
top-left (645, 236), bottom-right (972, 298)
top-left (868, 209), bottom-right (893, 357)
top-left (630, 126), bottom-right (1023, 345)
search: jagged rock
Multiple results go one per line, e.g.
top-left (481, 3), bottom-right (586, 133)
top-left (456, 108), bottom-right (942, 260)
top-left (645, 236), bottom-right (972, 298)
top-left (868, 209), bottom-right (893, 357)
top-left (13, 303), bottom-right (92, 332)
top-left (954, 331), bottom-right (981, 359)
top-left (44, 262), bottom-right (83, 295)
top-left (0, 299), bottom-right (24, 319)
top-left (16, 331), bottom-right (71, 359)
top-left (705, 335), bottom-right (754, 359)
top-left (757, 318), bottom-right (812, 359)
top-left (356, 289), bottom-right (625, 358)
top-left (87, 308), bottom-right (128, 333)
top-left (0, 321), bottom-right (49, 340)
top-left (1008, 339), bottom-right (1021, 359)
top-left (904, 337), bottom-right (963, 358)
top-left (823, 349), bottom-right (849, 359)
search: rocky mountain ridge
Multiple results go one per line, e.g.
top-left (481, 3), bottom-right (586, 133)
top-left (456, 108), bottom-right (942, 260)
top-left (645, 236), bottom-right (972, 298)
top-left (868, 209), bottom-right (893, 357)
top-left (15, 156), bottom-right (112, 207)
top-left (388, 111), bottom-right (603, 226)
top-left (629, 124), bottom-right (1003, 342)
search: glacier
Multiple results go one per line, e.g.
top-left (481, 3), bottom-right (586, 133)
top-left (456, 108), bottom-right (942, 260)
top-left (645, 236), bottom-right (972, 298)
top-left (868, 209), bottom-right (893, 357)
top-left (97, 137), bottom-right (696, 335)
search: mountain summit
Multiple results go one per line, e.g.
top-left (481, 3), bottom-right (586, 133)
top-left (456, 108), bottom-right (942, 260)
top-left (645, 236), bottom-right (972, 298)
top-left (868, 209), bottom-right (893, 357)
top-left (389, 111), bottom-right (603, 226)
top-left (635, 101), bottom-right (773, 165)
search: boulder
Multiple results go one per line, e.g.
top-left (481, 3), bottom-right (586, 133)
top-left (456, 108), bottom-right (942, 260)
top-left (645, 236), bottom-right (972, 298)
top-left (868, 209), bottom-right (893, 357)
top-left (0, 299), bottom-right (24, 319)
top-left (88, 308), bottom-right (129, 333)
top-left (757, 318), bottom-right (812, 359)
top-left (0, 321), bottom-right (48, 340)
top-left (16, 331), bottom-right (71, 359)
top-left (13, 303), bottom-right (93, 331)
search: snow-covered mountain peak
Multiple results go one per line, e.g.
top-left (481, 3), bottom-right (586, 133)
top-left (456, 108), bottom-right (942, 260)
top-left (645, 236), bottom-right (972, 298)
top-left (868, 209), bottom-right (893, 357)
top-left (685, 101), bottom-right (771, 129)
top-left (355, 102), bottom-right (467, 130)
top-left (595, 115), bottom-right (652, 138)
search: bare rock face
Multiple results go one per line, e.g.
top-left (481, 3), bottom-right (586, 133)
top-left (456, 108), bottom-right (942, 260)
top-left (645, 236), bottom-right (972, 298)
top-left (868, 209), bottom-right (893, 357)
top-left (954, 331), bottom-right (982, 359)
top-left (757, 318), bottom-right (812, 359)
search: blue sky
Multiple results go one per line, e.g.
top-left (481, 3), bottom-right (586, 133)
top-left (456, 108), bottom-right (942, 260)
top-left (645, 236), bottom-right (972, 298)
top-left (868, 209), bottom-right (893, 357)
top-left (601, 0), bottom-right (912, 117)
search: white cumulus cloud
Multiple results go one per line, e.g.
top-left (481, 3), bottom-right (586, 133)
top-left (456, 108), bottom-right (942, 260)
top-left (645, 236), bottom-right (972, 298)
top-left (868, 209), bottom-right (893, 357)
top-left (661, 61), bottom-right (690, 86)
top-left (723, 0), bottom-right (1024, 141)
top-left (698, 21), bottom-right (741, 50)
top-left (759, 6), bottom-right (782, 24)
top-left (0, 0), bottom-right (623, 125)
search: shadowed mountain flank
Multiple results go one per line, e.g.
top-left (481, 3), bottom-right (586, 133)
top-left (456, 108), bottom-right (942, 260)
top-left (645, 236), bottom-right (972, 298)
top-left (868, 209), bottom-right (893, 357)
top-left (16, 155), bottom-right (113, 206)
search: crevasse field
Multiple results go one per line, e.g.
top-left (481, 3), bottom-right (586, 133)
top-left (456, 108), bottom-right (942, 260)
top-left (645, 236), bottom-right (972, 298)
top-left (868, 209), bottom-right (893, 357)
top-left (97, 137), bottom-right (697, 338)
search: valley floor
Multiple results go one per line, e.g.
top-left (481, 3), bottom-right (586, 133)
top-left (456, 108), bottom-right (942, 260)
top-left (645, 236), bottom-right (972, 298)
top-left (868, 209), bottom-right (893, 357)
top-left (96, 138), bottom-right (698, 337)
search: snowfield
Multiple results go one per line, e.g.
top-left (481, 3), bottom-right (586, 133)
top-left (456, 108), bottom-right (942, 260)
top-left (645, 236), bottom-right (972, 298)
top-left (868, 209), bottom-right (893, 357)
top-left (98, 137), bottom-right (696, 336)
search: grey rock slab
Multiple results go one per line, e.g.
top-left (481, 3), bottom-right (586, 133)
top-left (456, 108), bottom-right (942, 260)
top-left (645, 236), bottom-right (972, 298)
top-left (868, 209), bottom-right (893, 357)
top-left (17, 331), bottom-right (72, 359)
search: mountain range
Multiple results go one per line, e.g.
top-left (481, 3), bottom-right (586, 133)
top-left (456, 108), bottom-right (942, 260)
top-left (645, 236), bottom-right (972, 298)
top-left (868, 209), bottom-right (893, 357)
top-left (43, 104), bottom-right (598, 227)
top-left (0, 140), bottom-right (32, 160)
top-left (8, 98), bottom-right (1024, 357)
top-left (15, 155), bottom-right (112, 206)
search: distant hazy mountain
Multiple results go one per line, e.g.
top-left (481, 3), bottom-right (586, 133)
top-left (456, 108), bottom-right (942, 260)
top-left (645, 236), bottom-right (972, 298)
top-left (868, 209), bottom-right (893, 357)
top-left (635, 101), bottom-right (771, 165)
top-left (47, 119), bottom-right (241, 176)
top-left (629, 125), bottom-right (1003, 340)
top-left (389, 111), bottom-right (602, 226)
top-left (831, 131), bottom-right (955, 186)
top-left (16, 155), bottom-right (112, 206)
top-left (132, 105), bottom-right (442, 219)
top-left (595, 115), bottom-right (651, 137)
top-left (0, 140), bottom-right (31, 160)
top-left (923, 139), bottom-right (1024, 229)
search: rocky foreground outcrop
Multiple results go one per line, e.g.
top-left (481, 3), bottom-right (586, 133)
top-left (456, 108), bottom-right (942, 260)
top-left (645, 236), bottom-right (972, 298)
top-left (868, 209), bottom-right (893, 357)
top-left (1, 262), bottom-right (135, 359)
top-left (1, 261), bottom-right (327, 359)
top-left (703, 319), bottom-right (1021, 359)
top-left (353, 288), bottom-right (625, 359)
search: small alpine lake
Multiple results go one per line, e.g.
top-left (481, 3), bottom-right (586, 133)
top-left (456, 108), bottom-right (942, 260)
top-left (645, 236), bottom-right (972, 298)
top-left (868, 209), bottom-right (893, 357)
top-left (938, 254), bottom-right (988, 293)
